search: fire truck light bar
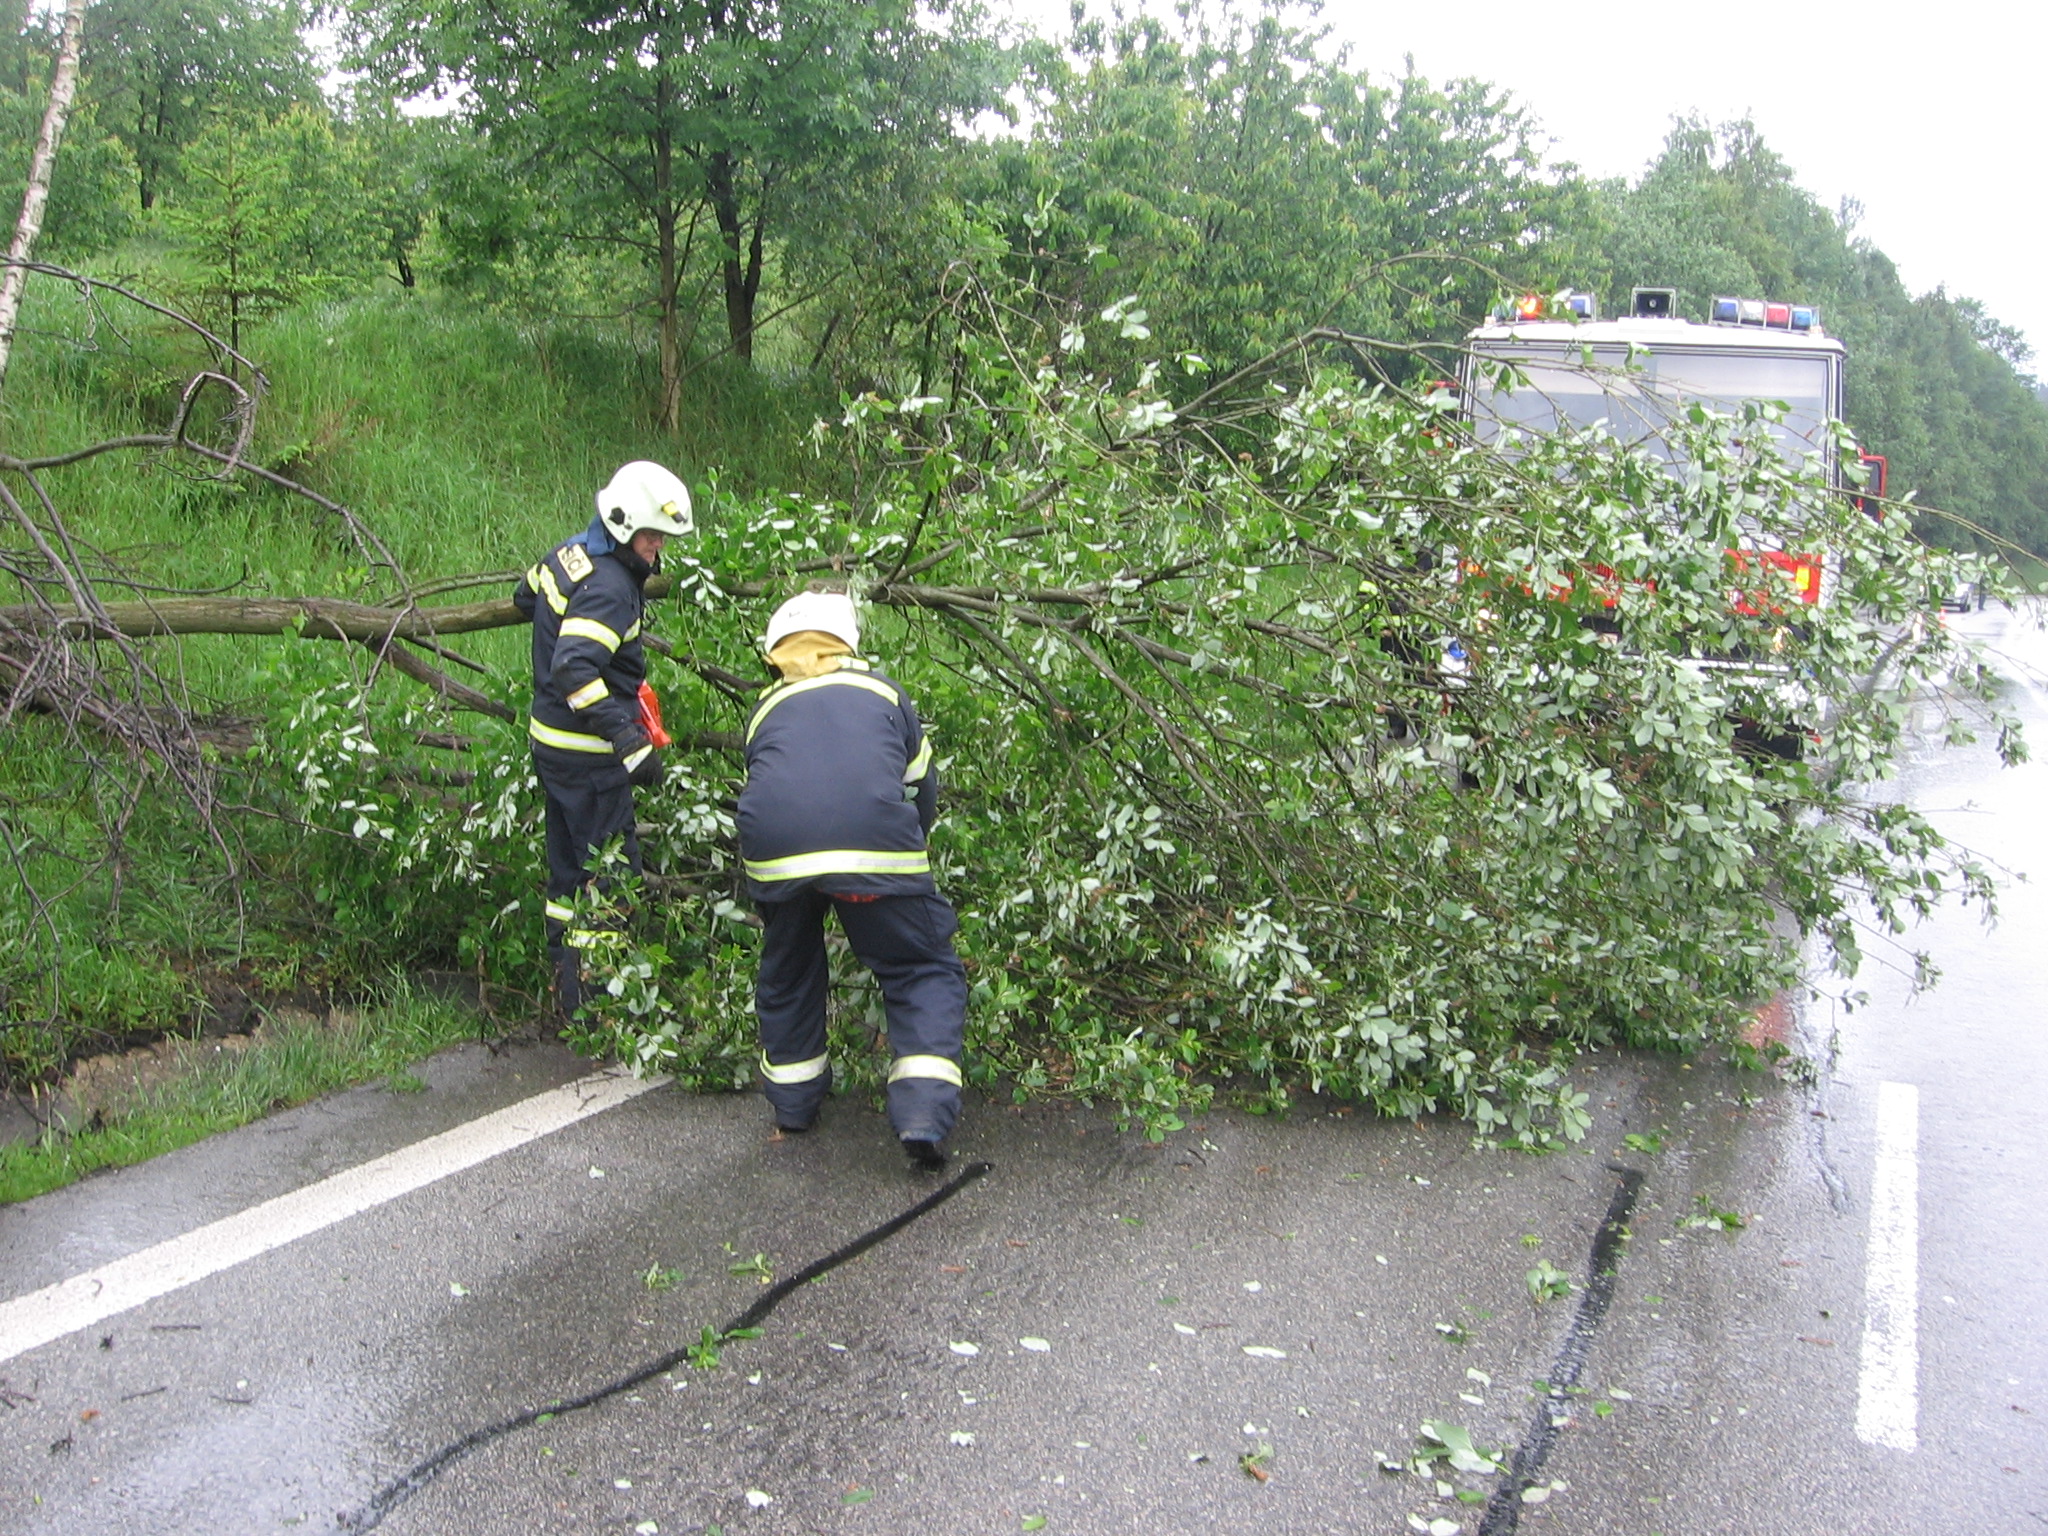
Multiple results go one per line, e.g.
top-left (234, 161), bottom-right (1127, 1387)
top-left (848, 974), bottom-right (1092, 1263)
top-left (1711, 295), bottom-right (1819, 332)
top-left (1498, 290), bottom-right (1598, 322)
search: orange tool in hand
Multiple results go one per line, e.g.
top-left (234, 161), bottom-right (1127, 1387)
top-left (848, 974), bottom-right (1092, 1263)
top-left (636, 682), bottom-right (672, 748)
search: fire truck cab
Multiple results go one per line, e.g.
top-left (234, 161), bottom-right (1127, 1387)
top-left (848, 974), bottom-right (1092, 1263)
top-left (1458, 286), bottom-right (1882, 612)
top-left (1455, 287), bottom-right (1878, 756)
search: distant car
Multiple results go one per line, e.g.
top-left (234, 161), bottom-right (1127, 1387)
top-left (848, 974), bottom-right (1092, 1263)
top-left (1939, 578), bottom-right (1984, 614)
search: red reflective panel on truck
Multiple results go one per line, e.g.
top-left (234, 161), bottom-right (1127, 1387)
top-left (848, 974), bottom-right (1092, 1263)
top-left (1728, 549), bottom-right (1823, 615)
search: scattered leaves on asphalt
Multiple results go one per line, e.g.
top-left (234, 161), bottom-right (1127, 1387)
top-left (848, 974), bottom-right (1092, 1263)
top-left (743, 1489), bottom-right (773, 1508)
top-left (841, 1488), bottom-right (874, 1505)
top-left (949, 1431), bottom-right (976, 1446)
top-left (949, 1341), bottom-right (980, 1357)
top-left (1416, 1420), bottom-right (1503, 1475)
top-left (1677, 1196), bottom-right (1745, 1232)
top-left (1020, 1337), bottom-right (1051, 1352)
top-left (1239, 1441), bottom-right (1273, 1482)
top-left (1242, 1346), bottom-right (1288, 1360)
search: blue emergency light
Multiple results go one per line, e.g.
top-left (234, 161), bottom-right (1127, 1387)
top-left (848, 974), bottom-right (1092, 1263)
top-left (1710, 295), bottom-right (1819, 332)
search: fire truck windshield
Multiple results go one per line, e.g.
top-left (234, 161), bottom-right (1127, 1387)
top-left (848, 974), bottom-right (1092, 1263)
top-left (1465, 345), bottom-right (1835, 473)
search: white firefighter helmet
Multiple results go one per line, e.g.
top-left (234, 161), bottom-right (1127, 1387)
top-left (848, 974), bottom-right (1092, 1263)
top-left (763, 590), bottom-right (860, 654)
top-left (596, 461), bottom-right (693, 541)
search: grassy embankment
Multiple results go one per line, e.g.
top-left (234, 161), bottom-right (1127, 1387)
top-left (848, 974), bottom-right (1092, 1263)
top-left (0, 984), bottom-right (482, 1205)
top-left (0, 280), bottom-right (831, 1195)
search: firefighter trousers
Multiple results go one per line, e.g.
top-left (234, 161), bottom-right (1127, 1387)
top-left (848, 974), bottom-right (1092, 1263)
top-left (754, 889), bottom-right (967, 1143)
top-left (535, 751), bottom-right (640, 1017)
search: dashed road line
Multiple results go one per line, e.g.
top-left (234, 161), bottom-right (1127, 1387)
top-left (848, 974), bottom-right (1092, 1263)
top-left (0, 1067), bottom-right (664, 1367)
top-left (1855, 1079), bottom-right (1919, 1452)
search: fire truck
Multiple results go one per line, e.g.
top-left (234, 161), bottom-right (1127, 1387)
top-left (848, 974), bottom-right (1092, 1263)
top-left (1458, 285), bottom-right (1886, 611)
top-left (1453, 287), bottom-right (1886, 755)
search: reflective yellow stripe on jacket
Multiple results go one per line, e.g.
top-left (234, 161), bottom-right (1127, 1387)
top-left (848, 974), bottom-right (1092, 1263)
top-left (741, 848), bottom-right (931, 883)
top-left (527, 563), bottom-right (569, 614)
top-left (530, 718), bottom-right (612, 754)
top-left (745, 671), bottom-right (903, 745)
top-left (903, 736), bottom-right (932, 784)
top-left (559, 616), bottom-right (623, 652)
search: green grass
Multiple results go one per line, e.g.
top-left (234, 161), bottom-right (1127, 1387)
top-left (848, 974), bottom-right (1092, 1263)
top-left (0, 271), bottom-right (841, 1085)
top-left (0, 982), bottom-right (489, 1205)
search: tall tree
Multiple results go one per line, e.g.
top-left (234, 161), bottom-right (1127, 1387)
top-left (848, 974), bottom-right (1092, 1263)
top-left (79, 0), bottom-right (316, 210)
top-left (0, 0), bottom-right (88, 401)
top-left (984, 4), bottom-right (1594, 373)
top-left (165, 103), bottom-right (380, 350)
top-left (346, 0), bottom-right (1008, 427)
top-left (2, 5), bottom-right (134, 261)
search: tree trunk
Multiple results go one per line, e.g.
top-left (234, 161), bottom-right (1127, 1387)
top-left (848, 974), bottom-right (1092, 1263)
top-left (0, 0), bottom-right (90, 404)
top-left (654, 94), bottom-right (682, 431)
top-left (706, 149), bottom-right (756, 364)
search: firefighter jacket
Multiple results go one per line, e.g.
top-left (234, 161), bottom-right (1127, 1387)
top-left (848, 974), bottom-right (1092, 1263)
top-left (514, 520), bottom-right (654, 780)
top-left (737, 657), bottom-right (938, 901)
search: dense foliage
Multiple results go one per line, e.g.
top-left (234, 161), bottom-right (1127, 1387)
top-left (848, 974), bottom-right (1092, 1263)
top-left (196, 271), bottom-right (2016, 1142)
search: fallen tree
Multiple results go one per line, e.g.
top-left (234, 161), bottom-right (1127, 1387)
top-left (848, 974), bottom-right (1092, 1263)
top-left (227, 266), bottom-right (2016, 1143)
top-left (0, 257), bottom-right (2014, 1141)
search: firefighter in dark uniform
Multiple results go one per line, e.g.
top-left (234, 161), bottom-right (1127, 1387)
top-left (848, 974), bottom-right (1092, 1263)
top-left (737, 590), bottom-right (967, 1170)
top-left (514, 460), bottom-right (693, 1016)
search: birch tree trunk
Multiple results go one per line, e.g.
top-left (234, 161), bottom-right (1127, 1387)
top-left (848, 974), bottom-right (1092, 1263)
top-left (0, 0), bottom-right (91, 402)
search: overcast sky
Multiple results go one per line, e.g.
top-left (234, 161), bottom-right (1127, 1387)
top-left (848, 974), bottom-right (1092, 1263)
top-left (1003, 0), bottom-right (2048, 367)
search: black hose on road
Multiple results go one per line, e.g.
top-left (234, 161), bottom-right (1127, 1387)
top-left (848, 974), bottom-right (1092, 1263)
top-left (342, 1159), bottom-right (995, 1531)
top-left (1476, 1163), bottom-right (1646, 1536)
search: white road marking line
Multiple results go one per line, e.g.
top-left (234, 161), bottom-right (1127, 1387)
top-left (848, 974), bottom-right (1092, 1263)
top-left (1855, 1080), bottom-right (1919, 1452)
top-left (0, 1066), bottom-right (664, 1366)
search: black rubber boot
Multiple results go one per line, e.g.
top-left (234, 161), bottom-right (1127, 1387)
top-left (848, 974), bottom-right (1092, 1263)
top-left (550, 944), bottom-right (583, 1021)
top-left (903, 1138), bottom-right (948, 1172)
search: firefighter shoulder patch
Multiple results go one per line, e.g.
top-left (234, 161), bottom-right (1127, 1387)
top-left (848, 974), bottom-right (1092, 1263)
top-left (558, 542), bottom-right (594, 583)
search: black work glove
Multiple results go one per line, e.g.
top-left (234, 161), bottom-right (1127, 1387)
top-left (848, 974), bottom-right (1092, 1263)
top-left (614, 730), bottom-right (663, 788)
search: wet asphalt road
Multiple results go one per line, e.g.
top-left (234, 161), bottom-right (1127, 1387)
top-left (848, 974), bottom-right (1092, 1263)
top-left (1, 609), bottom-right (2043, 1535)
